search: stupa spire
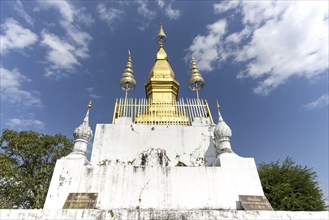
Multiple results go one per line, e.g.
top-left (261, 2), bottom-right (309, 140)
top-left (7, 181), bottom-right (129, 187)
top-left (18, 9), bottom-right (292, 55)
top-left (157, 24), bottom-right (167, 46)
top-left (145, 24), bottom-right (179, 103)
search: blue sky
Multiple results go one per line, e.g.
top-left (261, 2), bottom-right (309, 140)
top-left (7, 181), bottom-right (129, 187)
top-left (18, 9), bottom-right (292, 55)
top-left (1, 1), bottom-right (328, 201)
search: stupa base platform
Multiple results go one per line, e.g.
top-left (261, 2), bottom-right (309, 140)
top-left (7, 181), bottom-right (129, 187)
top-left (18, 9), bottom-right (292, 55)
top-left (1, 209), bottom-right (328, 220)
top-left (43, 154), bottom-right (265, 210)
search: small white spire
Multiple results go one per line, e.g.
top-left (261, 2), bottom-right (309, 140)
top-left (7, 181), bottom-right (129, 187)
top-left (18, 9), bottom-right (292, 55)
top-left (216, 100), bottom-right (223, 122)
top-left (213, 99), bottom-right (233, 155)
top-left (73, 101), bottom-right (93, 144)
top-left (82, 100), bottom-right (92, 125)
top-left (69, 100), bottom-right (93, 158)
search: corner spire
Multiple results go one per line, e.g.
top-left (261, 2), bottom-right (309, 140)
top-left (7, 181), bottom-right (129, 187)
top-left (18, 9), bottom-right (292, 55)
top-left (70, 100), bottom-right (93, 158)
top-left (188, 58), bottom-right (205, 100)
top-left (83, 100), bottom-right (92, 124)
top-left (74, 101), bottom-right (93, 143)
top-left (120, 50), bottom-right (136, 99)
top-left (213, 100), bottom-right (233, 155)
top-left (216, 100), bottom-right (223, 122)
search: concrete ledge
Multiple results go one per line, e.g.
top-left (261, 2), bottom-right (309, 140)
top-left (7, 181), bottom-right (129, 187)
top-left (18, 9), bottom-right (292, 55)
top-left (1, 209), bottom-right (328, 220)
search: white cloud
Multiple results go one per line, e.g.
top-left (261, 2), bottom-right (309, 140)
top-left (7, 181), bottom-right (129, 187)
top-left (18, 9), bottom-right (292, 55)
top-left (165, 4), bottom-right (181, 20)
top-left (43, 68), bottom-right (69, 80)
top-left (75, 7), bottom-right (95, 27)
top-left (0, 66), bottom-right (42, 107)
top-left (41, 31), bottom-right (79, 72)
top-left (237, 1), bottom-right (329, 95)
top-left (14, 0), bottom-right (34, 26)
top-left (36, 1), bottom-right (92, 78)
top-left (188, 20), bottom-right (227, 71)
top-left (37, 1), bottom-right (94, 27)
top-left (302, 94), bottom-right (329, 111)
top-left (97, 3), bottom-right (123, 26)
top-left (7, 118), bottom-right (45, 130)
top-left (0, 18), bottom-right (38, 55)
top-left (66, 26), bottom-right (92, 59)
top-left (37, 0), bottom-right (74, 25)
top-left (156, 0), bottom-right (165, 8)
top-left (214, 1), bottom-right (240, 14)
top-left (86, 87), bottom-right (102, 99)
top-left (134, 0), bottom-right (157, 31)
top-left (189, 1), bottom-right (329, 95)
top-left (40, 26), bottom-right (92, 76)
top-left (225, 27), bottom-right (250, 44)
top-left (137, 0), bottom-right (156, 20)
top-left (95, 1), bottom-right (180, 31)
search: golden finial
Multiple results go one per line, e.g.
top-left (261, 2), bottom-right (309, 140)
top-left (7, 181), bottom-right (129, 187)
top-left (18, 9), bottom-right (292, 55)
top-left (188, 58), bottom-right (205, 100)
top-left (88, 100), bottom-right (92, 109)
top-left (119, 50), bottom-right (136, 92)
top-left (157, 24), bottom-right (167, 45)
top-left (127, 49), bottom-right (132, 65)
top-left (120, 50), bottom-right (136, 102)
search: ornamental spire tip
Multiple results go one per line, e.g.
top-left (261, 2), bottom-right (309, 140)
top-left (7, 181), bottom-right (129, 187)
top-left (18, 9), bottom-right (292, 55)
top-left (188, 58), bottom-right (205, 96)
top-left (119, 50), bottom-right (136, 92)
top-left (157, 24), bottom-right (167, 45)
top-left (216, 100), bottom-right (223, 122)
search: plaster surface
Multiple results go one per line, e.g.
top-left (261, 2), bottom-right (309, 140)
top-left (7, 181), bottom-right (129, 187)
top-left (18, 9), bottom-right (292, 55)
top-left (90, 120), bottom-right (217, 166)
top-left (44, 154), bottom-right (264, 210)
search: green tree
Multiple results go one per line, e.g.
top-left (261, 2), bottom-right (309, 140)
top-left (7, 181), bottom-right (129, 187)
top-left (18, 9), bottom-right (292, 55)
top-left (0, 129), bottom-right (73, 209)
top-left (258, 157), bottom-right (325, 211)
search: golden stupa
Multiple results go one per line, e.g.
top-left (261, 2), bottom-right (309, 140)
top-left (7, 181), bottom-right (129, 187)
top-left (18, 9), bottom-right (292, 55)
top-left (113, 25), bottom-right (213, 125)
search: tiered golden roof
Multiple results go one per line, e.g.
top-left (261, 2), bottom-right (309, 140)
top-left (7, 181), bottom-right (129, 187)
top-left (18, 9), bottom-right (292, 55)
top-left (189, 58), bottom-right (205, 99)
top-left (144, 26), bottom-right (179, 104)
top-left (189, 58), bottom-right (204, 90)
top-left (119, 50), bottom-right (136, 92)
top-left (136, 25), bottom-right (186, 124)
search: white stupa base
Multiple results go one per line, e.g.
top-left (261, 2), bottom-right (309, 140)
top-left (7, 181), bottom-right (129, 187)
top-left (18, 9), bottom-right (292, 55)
top-left (44, 154), bottom-right (264, 210)
top-left (1, 209), bottom-right (328, 220)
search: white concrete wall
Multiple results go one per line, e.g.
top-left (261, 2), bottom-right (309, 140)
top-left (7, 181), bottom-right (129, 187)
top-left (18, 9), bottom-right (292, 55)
top-left (1, 209), bottom-right (328, 220)
top-left (44, 154), bottom-right (264, 210)
top-left (90, 122), bottom-right (217, 166)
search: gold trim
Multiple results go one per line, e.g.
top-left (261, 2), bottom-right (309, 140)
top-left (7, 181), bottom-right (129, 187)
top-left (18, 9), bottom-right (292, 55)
top-left (205, 100), bottom-right (214, 125)
top-left (112, 98), bottom-right (214, 126)
top-left (112, 98), bottom-right (118, 124)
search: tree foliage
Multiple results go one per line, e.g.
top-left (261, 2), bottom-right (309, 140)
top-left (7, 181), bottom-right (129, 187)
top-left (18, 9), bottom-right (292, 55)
top-left (258, 157), bottom-right (325, 211)
top-left (0, 129), bottom-right (73, 209)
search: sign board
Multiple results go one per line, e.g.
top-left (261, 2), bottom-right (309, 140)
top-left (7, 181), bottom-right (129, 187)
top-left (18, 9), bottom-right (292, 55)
top-left (63, 193), bottom-right (98, 209)
top-left (239, 195), bottom-right (273, 211)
